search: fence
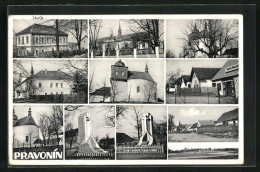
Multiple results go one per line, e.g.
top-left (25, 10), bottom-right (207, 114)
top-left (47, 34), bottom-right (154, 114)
top-left (117, 145), bottom-right (164, 154)
top-left (66, 151), bottom-right (115, 160)
top-left (13, 145), bottom-right (63, 153)
top-left (197, 126), bottom-right (238, 134)
top-left (29, 94), bottom-right (87, 103)
top-left (177, 87), bottom-right (218, 96)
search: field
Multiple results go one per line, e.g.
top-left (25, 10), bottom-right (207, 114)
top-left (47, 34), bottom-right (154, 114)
top-left (168, 133), bottom-right (238, 142)
top-left (116, 153), bottom-right (167, 160)
top-left (168, 150), bottom-right (238, 160)
top-left (166, 94), bottom-right (237, 104)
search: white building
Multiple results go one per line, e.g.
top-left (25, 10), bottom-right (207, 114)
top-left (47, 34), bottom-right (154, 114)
top-left (15, 24), bottom-right (69, 57)
top-left (215, 108), bottom-right (238, 126)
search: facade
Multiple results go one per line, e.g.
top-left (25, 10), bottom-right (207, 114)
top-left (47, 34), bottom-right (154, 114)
top-left (13, 107), bottom-right (40, 148)
top-left (190, 67), bottom-right (220, 89)
top-left (212, 60), bottom-right (239, 98)
top-left (215, 108), bottom-right (238, 126)
top-left (15, 24), bottom-right (69, 57)
top-left (110, 60), bottom-right (157, 102)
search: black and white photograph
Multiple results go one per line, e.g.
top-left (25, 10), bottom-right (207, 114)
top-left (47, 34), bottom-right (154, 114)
top-left (64, 105), bottom-right (115, 160)
top-left (166, 19), bottom-right (238, 58)
top-left (168, 106), bottom-right (239, 142)
top-left (116, 105), bottom-right (167, 160)
top-left (12, 105), bottom-right (63, 160)
top-left (166, 59), bottom-right (239, 104)
top-left (89, 19), bottom-right (164, 58)
top-left (13, 19), bottom-right (88, 58)
top-left (89, 59), bottom-right (164, 103)
top-left (168, 143), bottom-right (238, 160)
top-left (13, 59), bottom-right (88, 103)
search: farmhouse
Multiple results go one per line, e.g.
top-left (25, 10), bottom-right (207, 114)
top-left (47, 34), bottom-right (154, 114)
top-left (197, 120), bottom-right (215, 127)
top-left (174, 75), bottom-right (191, 88)
top-left (15, 24), bottom-right (69, 57)
top-left (215, 108), bottom-right (238, 126)
top-left (212, 60), bottom-right (239, 98)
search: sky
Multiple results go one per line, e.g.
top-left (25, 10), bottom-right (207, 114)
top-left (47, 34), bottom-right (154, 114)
top-left (168, 106), bottom-right (238, 125)
top-left (65, 105), bottom-right (115, 139)
top-left (166, 19), bottom-right (238, 56)
top-left (166, 59), bottom-right (232, 80)
top-left (96, 19), bottom-right (164, 40)
top-left (89, 59), bottom-right (165, 99)
top-left (13, 19), bottom-right (88, 43)
top-left (13, 105), bottom-right (61, 139)
top-left (116, 105), bottom-right (167, 139)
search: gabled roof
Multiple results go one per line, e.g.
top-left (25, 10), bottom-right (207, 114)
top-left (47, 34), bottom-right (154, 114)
top-left (198, 120), bottom-right (215, 126)
top-left (97, 32), bottom-right (149, 43)
top-left (14, 115), bottom-right (37, 127)
top-left (116, 132), bottom-right (135, 143)
top-left (90, 87), bottom-right (111, 96)
top-left (16, 24), bottom-right (68, 36)
top-left (34, 70), bottom-right (73, 80)
top-left (217, 108), bottom-right (238, 123)
top-left (191, 67), bottom-right (220, 81)
top-left (212, 60), bottom-right (238, 81)
top-left (128, 71), bottom-right (155, 82)
top-left (175, 75), bottom-right (190, 85)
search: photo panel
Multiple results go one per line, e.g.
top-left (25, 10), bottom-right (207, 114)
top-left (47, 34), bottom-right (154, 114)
top-left (13, 19), bottom-right (88, 58)
top-left (64, 105), bottom-right (115, 160)
top-left (13, 59), bottom-right (88, 103)
top-left (12, 105), bottom-right (64, 160)
top-left (89, 19), bottom-right (164, 58)
top-left (89, 59), bottom-right (165, 104)
top-left (116, 105), bottom-right (167, 160)
top-left (166, 59), bottom-right (239, 104)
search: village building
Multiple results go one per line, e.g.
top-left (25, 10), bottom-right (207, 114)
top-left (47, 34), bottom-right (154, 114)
top-left (110, 60), bottom-right (157, 102)
top-left (190, 67), bottom-right (220, 90)
top-left (13, 107), bottom-right (40, 148)
top-left (96, 21), bottom-right (163, 56)
top-left (215, 108), bottom-right (238, 126)
top-left (212, 60), bottom-right (239, 98)
top-left (14, 65), bottom-right (73, 99)
top-left (174, 75), bottom-right (191, 88)
top-left (15, 24), bottom-right (69, 57)
top-left (197, 120), bottom-right (215, 128)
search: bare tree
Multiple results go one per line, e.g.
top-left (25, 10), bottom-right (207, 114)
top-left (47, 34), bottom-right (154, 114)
top-left (168, 114), bottom-right (175, 132)
top-left (129, 106), bottom-right (143, 139)
top-left (111, 81), bottom-right (122, 103)
top-left (116, 105), bottom-right (129, 118)
top-left (181, 19), bottom-right (238, 58)
top-left (89, 20), bottom-right (103, 56)
top-left (49, 106), bottom-right (63, 146)
top-left (38, 113), bottom-right (51, 147)
top-left (130, 19), bottom-right (163, 52)
top-left (142, 82), bottom-right (157, 102)
top-left (65, 122), bottom-right (74, 148)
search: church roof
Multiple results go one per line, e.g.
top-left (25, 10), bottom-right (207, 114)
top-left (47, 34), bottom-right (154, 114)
top-left (34, 70), bottom-right (73, 80)
top-left (128, 71), bottom-right (155, 82)
top-left (191, 67), bottom-right (220, 81)
top-left (97, 32), bottom-right (149, 43)
top-left (217, 108), bottom-right (238, 123)
top-left (212, 60), bottom-right (238, 81)
top-left (16, 24), bottom-right (68, 36)
top-left (14, 115), bottom-right (37, 127)
top-left (115, 60), bottom-right (125, 67)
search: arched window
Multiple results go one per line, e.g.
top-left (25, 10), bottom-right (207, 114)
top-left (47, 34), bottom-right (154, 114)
top-left (39, 82), bottom-right (42, 87)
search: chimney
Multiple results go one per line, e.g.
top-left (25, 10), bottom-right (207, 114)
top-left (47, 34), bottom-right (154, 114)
top-left (45, 69), bottom-right (47, 75)
top-left (28, 107), bottom-right (32, 116)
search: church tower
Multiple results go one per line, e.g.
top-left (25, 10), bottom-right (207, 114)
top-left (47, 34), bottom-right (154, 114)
top-left (111, 59), bottom-right (128, 81)
top-left (30, 62), bottom-right (34, 75)
top-left (118, 20), bottom-right (122, 36)
top-left (145, 63), bottom-right (149, 73)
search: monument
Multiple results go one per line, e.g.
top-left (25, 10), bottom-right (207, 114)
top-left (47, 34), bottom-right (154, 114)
top-left (138, 113), bottom-right (154, 146)
top-left (76, 113), bottom-right (108, 155)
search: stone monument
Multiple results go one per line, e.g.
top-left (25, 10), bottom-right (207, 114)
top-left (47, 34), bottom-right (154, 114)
top-left (138, 113), bottom-right (154, 146)
top-left (77, 113), bottom-right (108, 154)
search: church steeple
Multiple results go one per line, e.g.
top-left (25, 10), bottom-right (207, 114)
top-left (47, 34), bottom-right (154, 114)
top-left (118, 20), bottom-right (122, 36)
top-left (30, 62), bottom-right (34, 75)
top-left (145, 63), bottom-right (149, 73)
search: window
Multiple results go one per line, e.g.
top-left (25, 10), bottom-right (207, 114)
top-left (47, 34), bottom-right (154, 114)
top-left (45, 93), bottom-right (47, 95)
top-left (51, 92), bottom-right (53, 95)
top-left (64, 37), bottom-right (66, 43)
top-left (26, 36), bottom-right (28, 44)
top-left (39, 82), bottom-right (42, 87)
top-left (35, 37), bottom-right (39, 44)
top-left (61, 92), bottom-right (63, 95)
top-left (26, 136), bottom-right (29, 143)
top-left (47, 37), bottom-right (49, 43)
top-left (56, 83), bottom-right (58, 88)
top-left (22, 36), bottom-right (24, 44)
top-left (42, 37), bottom-right (44, 44)
top-left (212, 83), bottom-right (216, 87)
top-left (116, 71), bottom-right (118, 76)
top-left (26, 50), bottom-right (29, 55)
top-left (35, 50), bottom-right (39, 56)
top-left (122, 72), bottom-right (124, 76)
top-left (137, 86), bottom-right (140, 93)
top-left (42, 49), bottom-right (44, 53)
top-left (60, 83), bottom-right (63, 88)
top-left (18, 37), bottom-right (20, 44)
top-left (60, 37), bottom-right (62, 43)
top-left (50, 83), bottom-right (53, 88)
top-left (56, 92), bottom-right (58, 95)
top-left (217, 83), bottom-right (222, 91)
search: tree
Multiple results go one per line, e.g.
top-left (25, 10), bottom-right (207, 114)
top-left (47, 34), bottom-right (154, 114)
top-left (181, 19), bottom-right (238, 58)
top-left (49, 106), bottom-right (63, 146)
top-left (55, 20), bottom-right (60, 57)
top-left (167, 68), bottom-right (183, 88)
top-left (129, 106), bottom-right (143, 139)
top-left (38, 113), bottom-right (51, 147)
top-left (65, 122), bottom-right (74, 148)
top-left (166, 50), bottom-right (177, 58)
top-left (89, 20), bottom-right (103, 56)
top-left (142, 82), bottom-right (157, 102)
top-left (110, 81), bottom-right (122, 103)
top-left (168, 114), bottom-right (175, 131)
top-left (130, 19), bottom-right (163, 52)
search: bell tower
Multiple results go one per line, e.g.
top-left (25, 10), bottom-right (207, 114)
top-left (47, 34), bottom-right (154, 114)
top-left (118, 20), bottom-right (122, 36)
top-left (111, 59), bottom-right (128, 82)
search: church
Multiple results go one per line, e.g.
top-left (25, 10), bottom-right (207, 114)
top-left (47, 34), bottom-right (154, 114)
top-left (110, 60), bottom-right (157, 103)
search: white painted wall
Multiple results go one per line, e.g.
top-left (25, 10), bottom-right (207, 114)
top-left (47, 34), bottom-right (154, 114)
top-left (13, 125), bottom-right (39, 148)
